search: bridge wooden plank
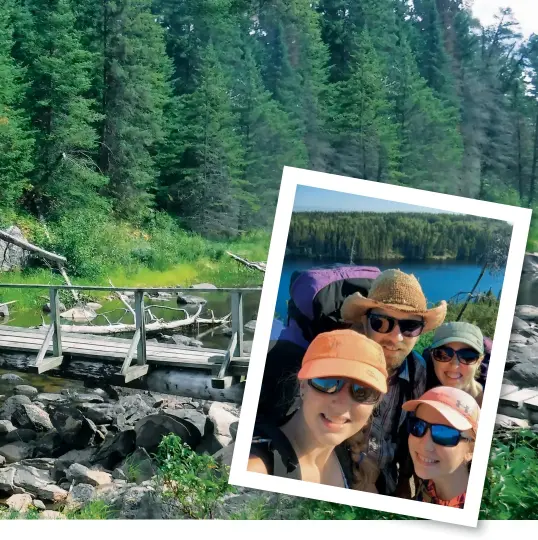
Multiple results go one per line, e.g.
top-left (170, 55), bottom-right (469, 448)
top-left (0, 337), bottom-right (249, 372)
top-left (0, 327), bottom-right (226, 356)
top-left (500, 384), bottom-right (520, 397)
top-left (499, 388), bottom-right (538, 407)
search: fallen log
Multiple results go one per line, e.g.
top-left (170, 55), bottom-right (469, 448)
top-left (0, 229), bottom-right (67, 265)
top-left (42, 305), bottom-right (231, 335)
top-left (226, 250), bottom-right (266, 272)
top-left (0, 350), bottom-right (244, 404)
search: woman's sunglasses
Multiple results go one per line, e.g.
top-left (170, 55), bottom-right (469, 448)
top-left (432, 346), bottom-right (481, 365)
top-left (407, 416), bottom-right (474, 447)
top-left (366, 311), bottom-right (425, 338)
top-left (308, 377), bottom-right (382, 404)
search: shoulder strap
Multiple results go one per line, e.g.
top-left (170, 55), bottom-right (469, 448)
top-left (254, 423), bottom-right (302, 480)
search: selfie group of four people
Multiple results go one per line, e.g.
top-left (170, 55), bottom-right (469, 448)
top-left (249, 269), bottom-right (485, 508)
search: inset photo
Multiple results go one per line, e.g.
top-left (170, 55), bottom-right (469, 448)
top-left (229, 167), bottom-right (531, 527)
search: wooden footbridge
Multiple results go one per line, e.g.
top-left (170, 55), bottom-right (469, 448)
top-left (0, 284), bottom-right (261, 403)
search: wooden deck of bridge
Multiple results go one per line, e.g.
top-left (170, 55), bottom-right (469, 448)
top-left (0, 325), bottom-right (249, 376)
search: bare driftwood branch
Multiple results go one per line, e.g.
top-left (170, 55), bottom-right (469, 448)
top-left (109, 279), bottom-right (136, 318)
top-left (48, 304), bottom-right (231, 335)
top-left (0, 230), bottom-right (67, 264)
top-left (226, 251), bottom-right (266, 272)
top-left (58, 265), bottom-right (79, 302)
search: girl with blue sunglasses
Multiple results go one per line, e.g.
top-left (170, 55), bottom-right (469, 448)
top-left (403, 386), bottom-right (480, 508)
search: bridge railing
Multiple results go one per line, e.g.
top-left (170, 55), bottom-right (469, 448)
top-left (0, 284), bottom-right (261, 387)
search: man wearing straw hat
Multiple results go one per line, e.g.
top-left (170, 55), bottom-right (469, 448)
top-left (341, 269), bottom-right (447, 496)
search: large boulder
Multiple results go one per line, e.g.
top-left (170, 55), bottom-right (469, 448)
top-left (134, 411), bottom-right (205, 454)
top-left (512, 317), bottom-right (531, 332)
top-left (117, 448), bottom-right (156, 484)
top-left (6, 493), bottom-right (33, 513)
top-left (33, 430), bottom-right (69, 458)
top-left (4, 428), bottom-right (38, 443)
top-left (13, 385), bottom-right (39, 398)
top-left (0, 467), bottom-right (16, 492)
top-left (0, 373), bottom-right (24, 384)
top-left (60, 307), bottom-right (97, 321)
top-left (0, 226), bottom-right (28, 271)
top-left (50, 406), bottom-right (101, 448)
top-left (190, 283), bottom-right (217, 290)
top-left (91, 428), bottom-right (137, 470)
top-left (522, 253), bottom-right (538, 274)
top-left (112, 394), bottom-right (155, 430)
top-left (12, 404), bottom-right (53, 432)
top-left (0, 419), bottom-right (16, 435)
top-left (515, 305), bottom-right (538, 321)
top-left (65, 483), bottom-right (96, 510)
top-left (0, 395), bottom-right (32, 420)
top-left (76, 402), bottom-right (116, 425)
top-left (65, 463), bottom-right (112, 487)
top-left (0, 441), bottom-right (35, 463)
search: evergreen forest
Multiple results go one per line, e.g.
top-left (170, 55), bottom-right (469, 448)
top-left (287, 212), bottom-right (512, 260)
top-left (1, 0), bottom-right (537, 248)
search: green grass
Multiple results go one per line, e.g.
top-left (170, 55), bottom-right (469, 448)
top-left (63, 500), bottom-right (115, 520)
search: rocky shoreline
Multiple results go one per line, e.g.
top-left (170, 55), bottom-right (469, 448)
top-left (0, 374), bottom-right (242, 519)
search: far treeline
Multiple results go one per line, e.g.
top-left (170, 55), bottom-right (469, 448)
top-left (1, 0), bottom-right (538, 247)
top-left (287, 212), bottom-right (512, 261)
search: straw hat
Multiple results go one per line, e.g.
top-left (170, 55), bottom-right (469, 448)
top-left (297, 329), bottom-right (388, 394)
top-left (341, 269), bottom-right (447, 333)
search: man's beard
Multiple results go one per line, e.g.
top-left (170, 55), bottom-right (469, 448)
top-left (379, 342), bottom-right (409, 373)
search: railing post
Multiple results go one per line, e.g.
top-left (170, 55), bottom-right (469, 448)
top-left (135, 289), bottom-right (146, 365)
top-left (231, 291), bottom-right (244, 357)
top-left (50, 287), bottom-right (62, 358)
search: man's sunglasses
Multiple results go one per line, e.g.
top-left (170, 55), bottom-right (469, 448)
top-left (431, 346), bottom-right (481, 365)
top-left (308, 378), bottom-right (382, 404)
top-left (407, 416), bottom-right (474, 447)
top-left (366, 311), bottom-right (425, 338)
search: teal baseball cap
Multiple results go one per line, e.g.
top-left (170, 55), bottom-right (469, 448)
top-left (430, 321), bottom-right (484, 354)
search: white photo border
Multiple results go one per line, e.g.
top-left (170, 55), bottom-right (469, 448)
top-left (229, 166), bottom-right (532, 528)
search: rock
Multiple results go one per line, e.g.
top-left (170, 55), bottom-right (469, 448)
top-left (91, 428), bottom-right (136, 470)
top-left (155, 292), bottom-right (173, 299)
top-left (35, 393), bottom-right (69, 406)
top-left (522, 253), bottom-right (538, 273)
top-left (0, 226), bottom-right (28, 271)
top-left (176, 293), bottom-right (207, 305)
top-left (510, 333), bottom-right (527, 344)
top-left (6, 493), bottom-right (33, 513)
top-left (60, 307), bottom-right (97, 321)
top-left (207, 402), bottom-right (239, 448)
top-left (515, 305), bottom-right (538, 321)
top-left (0, 466), bottom-right (15, 492)
top-left (39, 510), bottom-right (66, 519)
top-left (112, 394), bottom-right (155, 430)
top-left (134, 412), bottom-right (203, 454)
top-left (65, 463), bottom-right (112, 487)
top-left (190, 283), bottom-right (217, 290)
top-left (118, 448), bottom-right (156, 484)
top-left (244, 320), bottom-right (257, 332)
top-left (212, 491), bottom-right (279, 519)
top-left (4, 428), bottom-right (38, 443)
top-left (33, 499), bottom-right (46, 511)
top-left (12, 404), bottom-right (53, 432)
top-left (0, 395), bottom-right (32, 420)
top-left (71, 393), bottom-right (105, 404)
top-left (212, 443), bottom-right (235, 468)
top-left (496, 405), bottom-right (529, 420)
top-left (112, 468), bottom-right (127, 481)
top-left (0, 441), bottom-right (34, 463)
top-left (512, 317), bottom-right (531, 332)
top-left (0, 455), bottom-right (5, 467)
top-left (50, 406), bottom-right (101, 448)
top-left (0, 303), bottom-right (9, 319)
top-left (76, 403), bottom-right (115, 425)
top-left (0, 373), bottom-right (24, 383)
top-left (65, 483), bottom-right (96, 509)
top-left (33, 430), bottom-right (68, 458)
top-left (13, 385), bottom-right (39, 398)
top-left (10, 463), bottom-right (65, 501)
top-left (53, 448), bottom-right (95, 481)
top-left (506, 362), bottom-right (538, 388)
top-left (167, 334), bottom-right (203, 348)
top-left (0, 420), bottom-right (16, 434)
top-left (18, 458), bottom-right (56, 471)
top-left (111, 485), bottom-right (164, 520)
top-left (43, 301), bottom-right (67, 313)
top-left (85, 302), bottom-right (102, 310)
top-left (36, 484), bottom-right (68, 503)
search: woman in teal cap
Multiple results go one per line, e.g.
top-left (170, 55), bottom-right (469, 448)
top-left (424, 322), bottom-right (485, 406)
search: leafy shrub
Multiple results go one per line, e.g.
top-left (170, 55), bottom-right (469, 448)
top-left (154, 434), bottom-right (235, 519)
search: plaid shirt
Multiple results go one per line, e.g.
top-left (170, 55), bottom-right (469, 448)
top-left (366, 351), bottom-right (427, 495)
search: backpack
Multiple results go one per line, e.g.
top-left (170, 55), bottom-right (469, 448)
top-left (251, 422), bottom-right (354, 486)
top-left (423, 336), bottom-right (492, 391)
top-left (257, 265), bottom-right (381, 426)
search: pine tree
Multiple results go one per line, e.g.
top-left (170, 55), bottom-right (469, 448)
top-left (235, 44), bottom-right (306, 229)
top-left (12, 0), bottom-right (105, 217)
top-left (0, 0), bottom-right (34, 210)
top-left (159, 43), bottom-right (244, 237)
top-left (329, 30), bottom-right (398, 181)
